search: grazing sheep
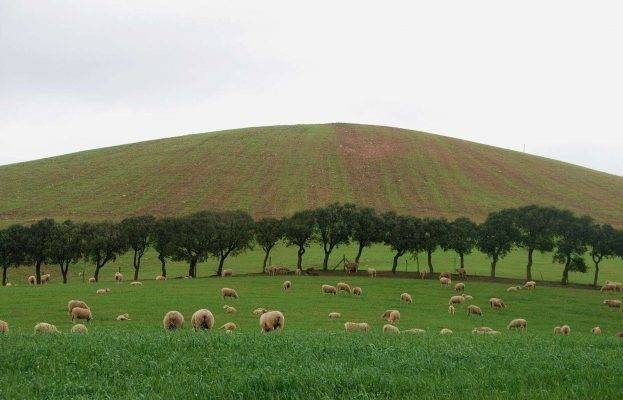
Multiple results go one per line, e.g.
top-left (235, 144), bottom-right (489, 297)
top-left (283, 281), bottom-right (292, 291)
top-left (71, 307), bottom-right (92, 322)
top-left (467, 305), bottom-right (483, 316)
top-left (114, 272), bottom-right (123, 282)
top-left (70, 324), bottom-right (87, 333)
top-left (524, 281), bottom-right (536, 289)
top-left (68, 300), bottom-right (89, 315)
top-left (440, 328), bottom-right (453, 335)
top-left (613, 281), bottom-right (623, 292)
top-left (506, 286), bottom-right (518, 292)
top-left (462, 294), bottom-right (473, 301)
top-left (88, 277), bottom-right (96, 284)
top-left (0, 320), bottom-right (8, 333)
top-left (448, 305), bottom-right (456, 315)
top-left (329, 312), bottom-right (342, 319)
top-left (295, 268), bottom-right (302, 276)
top-left (419, 271), bottom-right (429, 279)
top-left (454, 283), bottom-right (465, 293)
top-left (367, 268), bottom-right (377, 278)
top-left (162, 311), bottom-right (184, 330)
top-left (221, 287), bottom-right (239, 299)
top-left (603, 299), bottom-right (622, 308)
top-left (472, 327), bottom-right (494, 334)
top-left (253, 308), bottom-right (268, 316)
top-left (381, 310), bottom-right (400, 325)
top-left (221, 269), bottom-right (233, 277)
top-left (600, 282), bottom-right (617, 292)
top-left (27, 275), bottom-right (36, 285)
top-left (455, 268), bottom-right (467, 280)
top-left (344, 322), bottom-right (370, 333)
top-left (489, 298), bottom-right (505, 309)
top-left (155, 275), bottom-right (167, 281)
top-left (96, 288), bottom-right (110, 295)
top-left (321, 284), bottom-right (337, 295)
top-left (403, 328), bottom-right (426, 334)
top-left (5, 282), bottom-right (11, 287)
top-left (260, 310), bottom-right (285, 332)
top-left (221, 322), bottom-right (236, 331)
top-left (561, 325), bottom-right (571, 335)
top-left (130, 281), bottom-right (142, 286)
top-left (592, 327), bottom-right (602, 335)
top-left (336, 282), bottom-right (352, 293)
top-left (507, 318), bottom-right (527, 331)
top-left (191, 309), bottom-right (215, 331)
top-left (383, 324), bottom-right (400, 334)
top-left (116, 313), bottom-right (131, 321)
top-left (449, 295), bottom-right (465, 306)
top-left (41, 274), bottom-right (51, 284)
top-left (352, 286), bottom-right (362, 296)
top-left (344, 261), bottom-right (358, 274)
top-left (440, 277), bottom-right (451, 287)
top-left (553, 326), bottom-right (562, 334)
top-left (439, 272), bottom-right (451, 279)
top-left (400, 293), bottom-right (413, 303)
top-left (34, 322), bottom-right (59, 333)
top-left (223, 305), bottom-right (237, 314)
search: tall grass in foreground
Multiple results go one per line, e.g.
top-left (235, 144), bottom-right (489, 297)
top-left (0, 332), bottom-right (620, 399)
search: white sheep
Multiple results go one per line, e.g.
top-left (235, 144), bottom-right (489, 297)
top-left (71, 324), bottom-right (88, 333)
top-left (96, 288), bottom-right (110, 295)
top-left (114, 272), bottom-right (123, 282)
top-left (381, 310), bottom-right (400, 325)
top-left (403, 328), bottom-right (426, 334)
top-left (524, 281), bottom-right (536, 289)
top-left (400, 293), bottom-right (413, 303)
top-left (321, 284), bottom-right (337, 294)
top-left (560, 325), bottom-right (570, 335)
top-left (454, 282), bottom-right (465, 292)
top-left (221, 269), bottom-right (233, 277)
top-left (507, 318), bottom-right (527, 331)
top-left (448, 305), bottom-right (456, 315)
top-left (27, 275), bottom-right (36, 285)
top-left (71, 307), bottom-right (92, 322)
top-left (440, 277), bottom-right (451, 287)
top-left (336, 282), bottom-right (351, 293)
top-left (383, 324), bottom-right (400, 334)
top-left (221, 287), bottom-right (239, 299)
top-left (221, 322), bottom-right (237, 331)
top-left (155, 275), bottom-right (167, 281)
top-left (448, 295), bottom-right (465, 306)
top-left (440, 328), bottom-right (453, 335)
top-left (88, 277), bottom-right (96, 284)
top-left (260, 310), bottom-right (285, 332)
top-left (329, 312), bottom-right (342, 319)
top-left (223, 305), bottom-right (237, 314)
top-left (591, 327), bottom-right (602, 335)
top-left (352, 286), bottom-right (362, 296)
top-left (467, 305), bottom-right (483, 316)
top-left (367, 268), bottom-right (377, 277)
top-left (130, 281), bottom-right (142, 286)
top-left (68, 300), bottom-right (89, 315)
top-left (34, 322), bottom-right (59, 333)
top-left (0, 320), bottom-right (8, 333)
top-left (344, 322), bottom-right (370, 332)
top-left (191, 309), bottom-right (215, 331)
top-left (116, 313), bottom-right (131, 321)
top-left (283, 281), bottom-right (292, 290)
top-left (163, 311), bottom-right (184, 330)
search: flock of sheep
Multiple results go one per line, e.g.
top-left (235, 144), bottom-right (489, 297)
top-left (1, 268), bottom-right (622, 337)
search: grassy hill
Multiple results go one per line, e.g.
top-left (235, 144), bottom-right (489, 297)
top-left (1, 123), bottom-right (622, 225)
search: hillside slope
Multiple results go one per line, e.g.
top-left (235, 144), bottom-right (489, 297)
top-left (1, 123), bottom-right (622, 225)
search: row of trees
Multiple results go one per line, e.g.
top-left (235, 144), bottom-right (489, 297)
top-left (1, 204), bottom-right (622, 286)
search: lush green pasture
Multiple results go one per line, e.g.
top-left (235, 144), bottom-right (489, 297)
top-left (4, 242), bottom-right (623, 286)
top-left (0, 276), bottom-right (622, 399)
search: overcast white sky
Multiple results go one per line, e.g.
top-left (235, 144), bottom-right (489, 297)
top-left (1, 1), bottom-right (622, 175)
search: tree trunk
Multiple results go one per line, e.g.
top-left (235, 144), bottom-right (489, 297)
top-left (297, 247), bottom-right (305, 270)
top-left (133, 250), bottom-right (140, 281)
top-left (188, 259), bottom-right (197, 278)
top-left (133, 266), bottom-right (140, 281)
top-left (355, 243), bottom-right (364, 264)
top-left (427, 250), bottom-right (434, 274)
top-left (593, 261), bottom-right (600, 287)
top-left (60, 262), bottom-right (69, 284)
top-left (490, 256), bottom-right (498, 279)
top-left (35, 260), bottom-right (42, 284)
top-left (159, 255), bottom-right (167, 277)
top-left (2, 266), bottom-right (7, 286)
top-left (94, 264), bottom-right (102, 282)
top-left (322, 252), bottom-right (330, 270)
top-left (526, 248), bottom-right (534, 281)
top-left (262, 250), bottom-right (270, 273)
top-left (217, 256), bottom-right (226, 276)
top-left (561, 256), bottom-right (571, 285)
top-left (459, 253), bottom-right (464, 269)
top-left (391, 252), bottom-right (403, 273)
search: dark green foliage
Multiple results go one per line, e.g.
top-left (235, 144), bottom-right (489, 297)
top-left (0, 225), bottom-right (28, 286)
top-left (421, 217), bottom-right (450, 274)
top-left (82, 221), bottom-right (128, 282)
top-left (282, 210), bottom-right (316, 270)
top-left (170, 211), bottom-right (218, 278)
top-left (49, 220), bottom-right (82, 283)
top-left (444, 217), bottom-right (478, 270)
top-left (553, 212), bottom-right (592, 284)
top-left (381, 212), bottom-right (424, 273)
top-left (477, 210), bottom-right (519, 278)
top-left (208, 210), bottom-right (255, 276)
top-left (152, 217), bottom-right (179, 277)
top-left (351, 206), bottom-right (385, 264)
top-left (24, 219), bottom-right (57, 284)
top-left (121, 215), bottom-right (156, 281)
top-left (314, 203), bottom-right (355, 270)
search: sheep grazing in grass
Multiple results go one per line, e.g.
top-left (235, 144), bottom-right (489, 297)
top-left (191, 309), bottom-right (214, 331)
top-left (467, 305), bottom-right (482, 316)
top-left (507, 318), bottom-right (527, 331)
top-left (352, 287), bottom-right (363, 296)
top-left (221, 269), bottom-right (233, 277)
top-left (114, 272), bottom-right (123, 283)
top-left (336, 282), bottom-right (351, 293)
top-left (344, 322), bottom-right (370, 333)
top-left (283, 281), bottom-right (292, 291)
top-left (403, 328), bottom-right (426, 334)
top-left (163, 311), bottom-right (184, 330)
top-left (253, 308), bottom-right (268, 316)
top-left (455, 268), bottom-right (467, 280)
top-left (600, 282), bottom-right (617, 292)
top-left (440, 328), bottom-right (453, 335)
top-left (367, 268), bottom-right (377, 278)
top-left (448, 305), bottom-right (456, 315)
top-left (223, 305), bottom-right (237, 314)
top-left (603, 299), bottom-right (622, 308)
top-left (560, 325), bottom-right (571, 335)
top-left (553, 326), bottom-right (562, 334)
top-left (71, 324), bottom-right (88, 334)
top-left (5, 282), bottom-right (11, 287)
top-left (88, 277), bottom-right (96, 284)
top-left (440, 277), bottom-right (451, 287)
top-left (462, 294), bottom-right (473, 301)
top-left (71, 307), bottom-right (92, 322)
top-left (34, 322), bottom-right (59, 333)
top-left (524, 281), bottom-right (536, 289)
top-left (454, 282), bottom-right (465, 293)
top-left (41, 274), bottom-right (51, 284)
top-left (221, 287), bottom-right (239, 299)
top-left (260, 310), bottom-right (285, 332)
top-left (592, 327), bottom-right (602, 335)
top-left (383, 324), bottom-right (400, 334)
top-left (489, 298), bottom-right (505, 309)
top-left (116, 313), bottom-right (131, 321)
top-left (295, 268), bottom-right (302, 276)
top-left (400, 293), bottom-right (413, 303)
top-left (130, 281), bottom-right (142, 286)
top-left (381, 310), bottom-right (400, 325)
top-left (472, 327), bottom-right (494, 334)
top-left (439, 271), bottom-right (451, 279)
top-left (0, 320), bottom-right (8, 333)
top-left (96, 288), bottom-right (110, 295)
top-left (448, 295), bottom-right (465, 306)
top-left (221, 322), bottom-right (236, 331)
top-left (68, 300), bottom-right (89, 315)
top-left (419, 271), bottom-right (429, 279)
top-left (506, 286), bottom-right (518, 292)
top-left (321, 284), bottom-right (337, 295)
top-left (27, 275), bottom-right (36, 285)
top-left (155, 275), bottom-right (167, 281)
top-left (329, 312), bottom-right (341, 319)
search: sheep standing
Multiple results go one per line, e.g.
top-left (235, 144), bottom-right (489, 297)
top-left (600, 281), bottom-right (618, 292)
top-left (283, 281), bottom-right (292, 291)
top-left (344, 322), bottom-right (370, 332)
top-left (223, 305), bottom-right (237, 314)
top-left (560, 325), bottom-right (571, 335)
top-left (400, 293), bottom-right (413, 303)
top-left (454, 283), bottom-right (465, 293)
top-left (440, 328), bottom-right (453, 335)
top-left (381, 310), bottom-right (400, 325)
top-left (506, 286), bottom-right (518, 292)
top-left (155, 275), bottom-right (167, 281)
top-left (352, 287), bottom-right (362, 296)
top-left (489, 298), bottom-right (505, 309)
top-left (221, 269), bottom-right (233, 277)
top-left (383, 324), bottom-right (400, 334)
top-left (221, 287), bottom-right (239, 299)
top-left (328, 312), bottom-right (341, 319)
top-left (41, 274), bottom-right (51, 284)
top-left (114, 272), bottom-right (123, 283)
top-left (68, 300), bottom-right (89, 315)
top-left (524, 281), bottom-right (536, 289)
top-left (27, 275), bottom-right (36, 285)
top-left (603, 299), bottom-right (622, 308)
top-left (440, 277), bottom-right (451, 287)
top-left (96, 288), bottom-right (110, 295)
top-left (71, 324), bottom-right (88, 334)
top-left (553, 326), bottom-right (562, 334)
top-left (367, 268), bottom-right (377, 278)
top-left (260, 310), bottom-right (285, 332)
top-left (88, 277), bottom-right (96, 284)
top-left (467, 305), bottom-right (482, 316)
top-left (191, 309), bottom-right (215, 331)
top-left (448, 305), bottom-right (455, 315)
top-left (419, 271), bottom-right (429, 279)
top-left (163, 311), bottom-right (184, 330)
top-left (592, 327), bottom-right (602, 335)
top-left (507, 318), bottom-right (527, 331)
top-left (221, 322), bottom-right (237, 331)
top-left (448, 295), bottom-right (465, 306)
top-left (321, 284), bottom-right (337, 295)
top-left (462, 294), bottom-right (473, 301)
top-left (116, 313), bottom-right (131, 321)
top-left (71, 307), bottom-right (92, 322)
top-left (0, 320), bottom-right (8, 333)
top-left (455, 268), bottom-right (467, 280)
top-left (336, 282), bottom-right (351, 293)
top-left (34, 322), bottom-right (59, 333)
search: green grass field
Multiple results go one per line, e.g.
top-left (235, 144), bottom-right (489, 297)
top-left (1, 275), bottom-right (622, 398)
